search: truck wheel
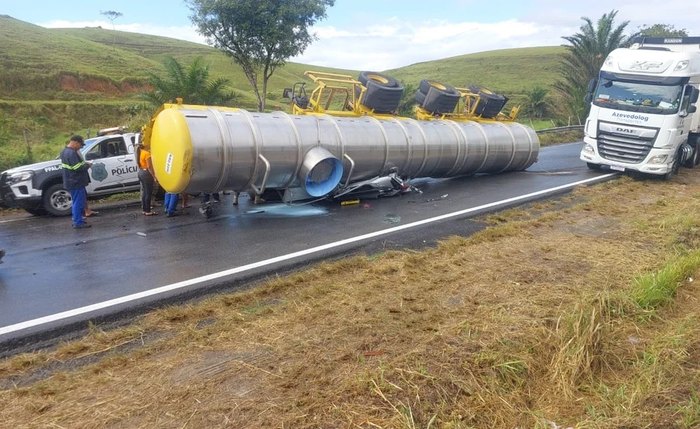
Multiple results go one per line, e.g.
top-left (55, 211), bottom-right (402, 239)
top-left (682, 147), bottom-right (698, 168)
top-left (663, 150), bottom-right (681, 180)
top-left (586, 162), bottom-right (602, 170)
top-left (43, 183), bottom-right (73, 216)
top-left (683, 135), bottom-right (700, 168)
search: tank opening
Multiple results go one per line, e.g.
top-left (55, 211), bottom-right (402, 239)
top-left (300, 147), bottom-right (344, 197)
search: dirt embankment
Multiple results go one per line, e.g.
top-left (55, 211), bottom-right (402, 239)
top-left (58, 73), bottom-right (148, 96)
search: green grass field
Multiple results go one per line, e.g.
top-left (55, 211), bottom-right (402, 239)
top-left (0, 14), bottom-right (567, 171)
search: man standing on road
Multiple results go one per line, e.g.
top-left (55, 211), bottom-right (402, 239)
top-left (60, 135), bottom-right (92, 229)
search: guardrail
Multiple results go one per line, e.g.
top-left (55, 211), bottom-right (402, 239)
top-left (536, 125), bottom-right (584, 134)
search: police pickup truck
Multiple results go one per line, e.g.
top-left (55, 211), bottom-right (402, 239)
top-left (0, 129), bottom-right (141, 216)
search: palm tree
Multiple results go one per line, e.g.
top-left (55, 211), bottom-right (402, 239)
top-left (525, 86), bottom-right (549, 119)
top-left (141, 57), bottom-right (236, 107)
top-left (554, 10), bottom-right (635, 123)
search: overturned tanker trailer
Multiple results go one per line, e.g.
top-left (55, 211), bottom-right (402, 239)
top-left (141, 72), bottom-right (539, 201)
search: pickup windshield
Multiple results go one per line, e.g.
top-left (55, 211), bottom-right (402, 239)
top-left (592, 79), bottom-right (682, 115)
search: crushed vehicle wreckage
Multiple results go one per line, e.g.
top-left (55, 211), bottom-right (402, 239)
top-left (140, 71), bottom-right (539, 214)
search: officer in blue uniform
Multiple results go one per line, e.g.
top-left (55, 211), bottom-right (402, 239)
top-left (60, 135), bottom-right (92, 229)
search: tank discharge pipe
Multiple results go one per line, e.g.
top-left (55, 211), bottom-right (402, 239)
top-left (148, 104), bottom-right (539, 196)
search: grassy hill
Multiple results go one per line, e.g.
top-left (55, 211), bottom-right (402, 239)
top-left (0, 14), bottom-right (566, 170)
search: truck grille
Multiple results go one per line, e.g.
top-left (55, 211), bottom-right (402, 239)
top-left (597, 121), bottom-right (658, 164)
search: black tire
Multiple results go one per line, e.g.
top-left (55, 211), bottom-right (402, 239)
top-left (469, 85), bottom-right (508, 118)
top-left (418, 80), bottom-right (460, 114)
top-left (24, 207), bottom-right (48, 216)
top-left (418, 79), bottom-right (454, 95)
top-left (682, 146), bottom-right (699, 168)
top-left (360, 79), bottom-right (404, 113)
top-left (664, 149), bottom-right (681, 180)
top-left (414, 89), bottom-right (426, 105)
top-left (683, 134), bottom-right (700, 168)
top-left (358, 71), bottom-right (399, 88)
top-left (586, 162), bottom-right (602, 170)
top-left (42, 183), bottom-right (73, 216)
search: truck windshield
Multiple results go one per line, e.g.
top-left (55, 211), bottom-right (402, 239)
top-left (592, 79), bottom-right (682, 115)
top-left (79, 137), bottom-right (99, 156)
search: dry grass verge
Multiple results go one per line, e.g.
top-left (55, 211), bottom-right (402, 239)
top-left (2, 172), bottom-right (700, 428)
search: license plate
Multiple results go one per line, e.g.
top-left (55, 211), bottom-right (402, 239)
top-left (609, 165), bottom-right (625, 172)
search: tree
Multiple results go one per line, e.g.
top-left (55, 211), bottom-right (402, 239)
top-left (188, 0), bottom-right (335, 112)
top-left (396, 82), bottom-right (417, 117)
top-left (524, 86), bottom-right (549, 119)
top-left (141, 56), bottom-right (236, 107)
top-left (554, 10), bottom-right (634, 123)
top-left (637, 24), bottom-right (688, 38)
top-left (100, 10), bottom-right (122, 31)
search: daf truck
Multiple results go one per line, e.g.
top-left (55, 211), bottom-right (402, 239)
top-left (580, 37), bottom-right (700, 178)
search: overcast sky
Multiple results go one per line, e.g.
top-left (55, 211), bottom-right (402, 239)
top-left (3, 0), bottom-right (699, 70)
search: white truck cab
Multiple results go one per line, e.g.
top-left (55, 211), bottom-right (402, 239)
top-left (580, 37), bottom-right (700, 178)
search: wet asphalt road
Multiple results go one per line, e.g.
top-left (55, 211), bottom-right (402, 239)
top-left (0, 142), bottom-right (617, 350)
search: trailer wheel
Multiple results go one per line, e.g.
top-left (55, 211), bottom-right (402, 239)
top-left (414, 89), bottom-right (426, 105)
top-left (419, 79), bottom-right (452, 95)
top-left (469, 85), bottom-right (508, 118)
top-left (43, 183), bottom-right (72, 216)
top-left (357, 72), bottom-right (404, 114)
top-left (358, 71), bottom-right (399, 89)
top-left (417, 80), bottom-right (460, 114)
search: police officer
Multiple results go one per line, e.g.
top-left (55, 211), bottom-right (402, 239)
top-left (60, 135), bottom-right (92, 229)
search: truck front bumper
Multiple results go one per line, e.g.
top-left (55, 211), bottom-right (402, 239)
top-left (0, 174), bottom-right (43, 209)
top-left (580, 137), bottom-right (675, 176)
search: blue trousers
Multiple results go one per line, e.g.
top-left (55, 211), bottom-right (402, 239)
top-left (70, 187), bottom-right (87, 226)
top-left (164, 193), bottom-right (179, 215)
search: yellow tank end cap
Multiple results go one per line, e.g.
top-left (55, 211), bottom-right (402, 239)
top-left (150, 108), bottom-right (192, 193)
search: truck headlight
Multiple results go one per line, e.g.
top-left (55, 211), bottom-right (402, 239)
top-left (582, 144), bottom-right (595, 155)
top-left (674, 60), bottom-right (689, 72)
top-left (648, 155), bottom-right (668, 164)
top-left (8, 170), bottom-right (33, 184)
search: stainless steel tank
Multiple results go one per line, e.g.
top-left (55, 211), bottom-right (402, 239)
top-left (148, 104), bottom-right (539, 196)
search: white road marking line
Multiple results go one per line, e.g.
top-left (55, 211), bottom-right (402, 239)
top-left (0, 174), bottom-right (616, 337)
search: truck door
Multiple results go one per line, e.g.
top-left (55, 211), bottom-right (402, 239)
top-left (84, 138), bottom-right (139, 194)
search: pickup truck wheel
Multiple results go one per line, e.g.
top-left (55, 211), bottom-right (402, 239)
top-left (43, 183), bottom-right (73, 216)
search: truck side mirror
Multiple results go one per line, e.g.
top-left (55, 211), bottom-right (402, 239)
top-left (584, 78), bottom-right (597, 104)
top-left (688, 105), bottom-right (698, 114)
top-left (586, 78), bottom-right (597, 93)
top-left (690, 86), bottom-right (699, 104)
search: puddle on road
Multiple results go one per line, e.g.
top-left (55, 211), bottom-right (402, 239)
top-left (243, 203), bottom-right (328, 218)
top-left (384, 213), bottom-right (401, 224)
